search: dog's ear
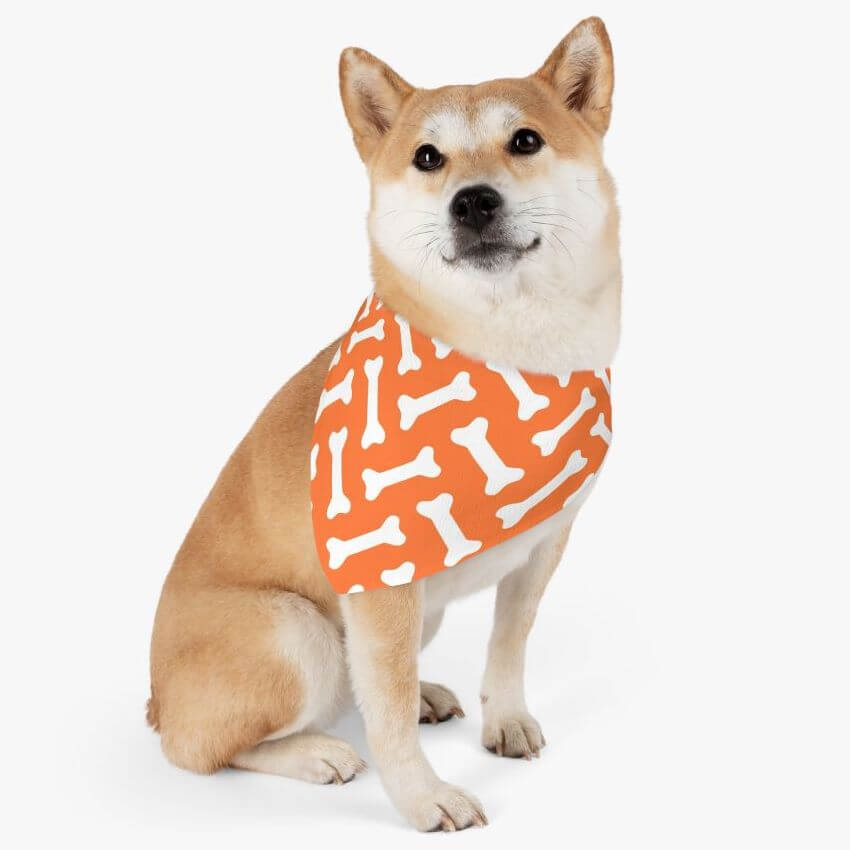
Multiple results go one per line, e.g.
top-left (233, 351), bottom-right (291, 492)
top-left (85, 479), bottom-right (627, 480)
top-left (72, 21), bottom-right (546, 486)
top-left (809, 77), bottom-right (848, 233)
top-left (535, 17), bottom-right (614, 135)
top-left (339, 48), bottom-right (414, 163)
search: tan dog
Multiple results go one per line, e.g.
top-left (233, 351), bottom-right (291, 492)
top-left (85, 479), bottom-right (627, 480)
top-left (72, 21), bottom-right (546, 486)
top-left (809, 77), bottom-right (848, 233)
top-left (148, 16), bottom-right (620, 831)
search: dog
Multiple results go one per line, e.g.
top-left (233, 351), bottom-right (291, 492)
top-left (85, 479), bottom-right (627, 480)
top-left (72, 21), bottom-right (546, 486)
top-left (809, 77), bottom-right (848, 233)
top-left (148, 16), bottom-right (620, 831)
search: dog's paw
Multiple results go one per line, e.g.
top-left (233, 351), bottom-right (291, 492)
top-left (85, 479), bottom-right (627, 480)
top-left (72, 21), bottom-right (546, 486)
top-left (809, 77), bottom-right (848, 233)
top-left (402, 782), bottom-right (487, 831)
top-left (419, 681), bottom-right (464, 724)
top-left (292, 737), bottom-right (368, 785)
top-left (482, 710), bottom-right (545, 759)
top-left (316, 744), bottom-right (368, 785)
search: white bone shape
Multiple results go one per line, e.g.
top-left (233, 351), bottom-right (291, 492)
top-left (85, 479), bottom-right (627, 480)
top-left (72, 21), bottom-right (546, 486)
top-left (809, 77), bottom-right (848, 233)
top-left (590, 411), bottom-right (612, 446)
top-left (380, 561), bottom-right (416, 587)
top-left (397, 371), bottom-right (476, 431)
top-left (309, 443), bottom-right (319, 481)
top-left (326, 515), bottom-right (405, 570)
top-left (486, 362), bottom-right (550, 421)
top-left (362, 446), bottom-right (441, 501)
top-left (433, 339), bottom-right (452, 359)
top-left (416, 493), bottom-right (482, 566)
top-left (326, 427), bottom-right (351, 519)
top-left (347, 318), bottom-right (385, 353)
top-left (395, 315), bottom-right (422, 375)
top-left (562, 472), bottom-right (597, 511)
top-left (531, 387), bottom-right (597, 457)
top-left (330, 346), bottom-right (341, 369)
top-left (361, 356), bottom-right (385, 449)
top-left (557, 372), bottom-right (572, 388)
top-left (594, 368), bottom-right (611, 396)
top-left (496, 450), bottom-right (587, 529)
top-left (450, 417), bottom-right (524, 495)
top-left (346, 583), bottom-right (365, 594)
top-left (315, 368), bottom-right (354, 422)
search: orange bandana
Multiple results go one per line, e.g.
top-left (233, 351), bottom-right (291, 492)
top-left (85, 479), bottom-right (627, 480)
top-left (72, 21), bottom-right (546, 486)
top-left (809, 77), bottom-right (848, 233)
top-left (310, 296), bottom-right (612, 594)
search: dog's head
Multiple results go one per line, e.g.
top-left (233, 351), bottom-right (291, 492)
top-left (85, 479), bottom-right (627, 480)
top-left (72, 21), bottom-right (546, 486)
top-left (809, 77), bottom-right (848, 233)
top-left (339, 17), bottom-right (618, 313)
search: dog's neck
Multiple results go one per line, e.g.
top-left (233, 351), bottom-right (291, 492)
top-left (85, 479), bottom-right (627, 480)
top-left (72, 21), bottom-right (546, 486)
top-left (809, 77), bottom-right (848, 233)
top-left (371, 247), bottom-right (621, 374)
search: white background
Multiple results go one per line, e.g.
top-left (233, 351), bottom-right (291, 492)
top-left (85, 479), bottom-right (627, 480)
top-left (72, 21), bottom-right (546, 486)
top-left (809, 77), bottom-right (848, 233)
top-left (2, 1), bottom-right (849, 847)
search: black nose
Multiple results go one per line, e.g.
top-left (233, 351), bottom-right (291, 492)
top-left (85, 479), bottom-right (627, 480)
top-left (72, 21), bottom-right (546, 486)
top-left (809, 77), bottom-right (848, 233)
top-left (450, 184), bottom-right (503, 230)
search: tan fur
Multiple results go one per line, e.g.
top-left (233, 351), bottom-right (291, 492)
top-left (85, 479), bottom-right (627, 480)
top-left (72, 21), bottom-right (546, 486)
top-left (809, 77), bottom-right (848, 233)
top-left (149, 17), bottom-right (619, 830)
top-left (149, 342), bottom-right (343, 772)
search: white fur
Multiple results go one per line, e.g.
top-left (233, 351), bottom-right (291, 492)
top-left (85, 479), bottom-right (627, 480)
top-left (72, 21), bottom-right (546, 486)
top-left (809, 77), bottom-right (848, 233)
top-left (263, 594), bottom-right (350, 742)
top-left (423, 100), bottom-right (518, 152)
top-left (371, 159), bottom-right (617, 372)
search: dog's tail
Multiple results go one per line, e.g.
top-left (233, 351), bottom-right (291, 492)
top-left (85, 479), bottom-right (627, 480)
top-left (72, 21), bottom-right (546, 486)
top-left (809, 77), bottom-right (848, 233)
top-left (145, 691), bottom-right (160, 731)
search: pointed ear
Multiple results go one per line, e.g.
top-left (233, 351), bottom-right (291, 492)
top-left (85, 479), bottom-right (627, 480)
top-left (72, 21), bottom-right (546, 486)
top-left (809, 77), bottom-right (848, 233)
top-left (339, 47), bottom-right (414, 163)
top-left (535, 17), bottom-right (614, 135)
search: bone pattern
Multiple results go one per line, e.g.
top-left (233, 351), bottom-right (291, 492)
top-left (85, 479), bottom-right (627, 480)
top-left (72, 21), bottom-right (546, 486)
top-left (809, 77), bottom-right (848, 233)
top-left (531, 387), bottom-right (597, 457)
top-left (395, 315), bottom-right (422, 375)
top-left (311, 301), bottom-right (611, 591)
top-left (590, 411), bottom-right (612, 445)
top-left (416, 493), bottom-right (482, 566)
top-left (397, 371), bottom-right (476, 431)
top-left (486, 362), bottom-right (550, 420)
top-left (326, 515), bottom-right (406, 570)
top-left (361, 356), bottom-right (385, 449)
top-left (347, 318), bottom-right (385, 353)
top-left (326, 427), bottom-right (351, 519)
top-left (309, 443), bottom-right (319, 481)
top-left (380, 561), bottom-right (416, 587)
top-left (496, 450), bottom-right (588, 530)
top-left (450, 416), bottom-right (524, 495)
top-left (362, 446), bottom-right (441, 501)
top-left (433, 339), bottom-right (452, 359)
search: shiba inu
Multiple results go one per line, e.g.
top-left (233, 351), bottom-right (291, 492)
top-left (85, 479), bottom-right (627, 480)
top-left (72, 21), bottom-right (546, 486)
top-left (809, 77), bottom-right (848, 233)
top-left (148, 16), bottom-right (620, 831)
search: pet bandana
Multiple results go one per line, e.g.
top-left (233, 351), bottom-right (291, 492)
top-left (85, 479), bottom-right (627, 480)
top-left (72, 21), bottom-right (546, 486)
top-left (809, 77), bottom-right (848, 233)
top-left (310, 295), bottom-right (612, 594)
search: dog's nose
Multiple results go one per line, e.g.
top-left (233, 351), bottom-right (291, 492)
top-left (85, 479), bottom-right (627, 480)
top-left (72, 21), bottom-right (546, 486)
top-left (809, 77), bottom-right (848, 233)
top-left (450, 184), bottom-right (503, 230)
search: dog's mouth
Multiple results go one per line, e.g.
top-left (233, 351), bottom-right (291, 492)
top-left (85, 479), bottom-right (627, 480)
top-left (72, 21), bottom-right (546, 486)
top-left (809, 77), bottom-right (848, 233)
top-left (444, 236), bottom-right (541, 270)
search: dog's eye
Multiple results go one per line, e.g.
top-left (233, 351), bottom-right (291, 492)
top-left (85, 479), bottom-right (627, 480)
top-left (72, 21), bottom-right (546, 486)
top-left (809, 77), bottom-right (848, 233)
top-left (510, 129), bottom-right (543, 155)
top-left (413, 144), bottom-right (443, 172)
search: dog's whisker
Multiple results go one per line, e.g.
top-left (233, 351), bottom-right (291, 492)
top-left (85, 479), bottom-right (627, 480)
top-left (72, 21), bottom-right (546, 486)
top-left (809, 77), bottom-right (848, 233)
top-left (517, 209), bottom-right (574, 217)
top-left (377, 208), bottom-right (438, 220)
top-left (551, 231), bottom-right (576, 267)
top-left (529, 219), bottom-right (581, 235)
top-left (576, 185), bottom-right (603, 209)
top-left (401, 224), bottom-right (440, 240)
top-left (399, 219), bottom-right (442, 246)
top-left (517, 194), bottom-right (575, 207)
top-left (517, 210), bottom-right (584, 227)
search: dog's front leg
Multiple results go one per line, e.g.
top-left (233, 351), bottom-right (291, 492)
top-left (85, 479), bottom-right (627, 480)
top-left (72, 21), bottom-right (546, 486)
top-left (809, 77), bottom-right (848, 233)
top-left (342, 583), bottom-right (486, 831)
top-left (480, 523), bottom-right (572, 759)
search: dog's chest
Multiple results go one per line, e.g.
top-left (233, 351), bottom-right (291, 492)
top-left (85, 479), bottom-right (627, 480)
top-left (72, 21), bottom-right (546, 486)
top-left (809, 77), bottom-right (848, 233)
top-left (421, 508), bottom-right (573, 615)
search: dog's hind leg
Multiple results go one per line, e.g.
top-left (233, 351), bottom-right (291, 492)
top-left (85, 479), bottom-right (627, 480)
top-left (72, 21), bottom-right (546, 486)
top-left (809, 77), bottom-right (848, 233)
top-left (151, 584), bottom-right (361, 783)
